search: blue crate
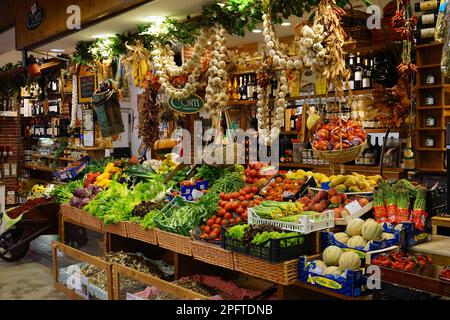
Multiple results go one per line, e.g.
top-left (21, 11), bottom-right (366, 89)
top-left (54, 157), bottom-right (89, 181)
top-left (401, 221), bottom-right (432, 247)
top-left (195, 180), bottom-right (209, 191)
top-left (298, 256), bottom-right (364, 297)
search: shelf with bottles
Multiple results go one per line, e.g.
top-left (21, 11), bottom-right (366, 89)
top-left (22, 163), bottom-right (54, 173)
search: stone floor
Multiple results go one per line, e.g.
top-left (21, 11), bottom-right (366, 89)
top-left (0, 236), bottom-right (67, 300)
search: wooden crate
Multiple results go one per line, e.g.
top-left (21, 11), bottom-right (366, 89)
top-left (80, 211), bottom-right (103, 231)
top-left (191, 240), bottom-right (234, 270)
top-left (156, 229), bottom-right (192, 256)
top-left (126, 223), bottom-right (158, 245)
top-left (60, 204), bottom-right (82, 223)
top-left (52, 241), bottom-right (114, 300)
top-left (112, 264), bottom-right (208, 300)
top-left (233, 253), bottom-right (298, 286)
top-left (103, 222), bottom-right (127, 237)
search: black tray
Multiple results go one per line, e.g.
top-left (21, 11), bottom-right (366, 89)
top-left (221, 225), bottom-right (305, 263)
top-left (257, 174), bottom-right (316, 202)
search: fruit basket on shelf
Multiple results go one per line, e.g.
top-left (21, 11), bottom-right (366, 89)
top-left (311, 118), bottom-right (367, 164)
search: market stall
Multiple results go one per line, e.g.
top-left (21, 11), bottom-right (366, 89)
top-left (0, 0), bottom-right (449, 301)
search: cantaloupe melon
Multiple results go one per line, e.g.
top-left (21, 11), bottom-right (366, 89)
top-left (323, 266), bottom-right (341, 276)
top-left (361, 219), bottom-right (383, 241)
top-left (347, 235), bottom-right (367, 248)
top-left (338, 251), bottom-right (362, 271)
top-left (334, 232), bottom-right (350, 244)
top-left (322, 245), bottom-right (343, 266)
top-left (346, 218), bottom-right (364, 236)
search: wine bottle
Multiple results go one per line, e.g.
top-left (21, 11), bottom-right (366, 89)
top-left (290, 112), bottom-right (296, 131)
top-left (233, 76), bottom-right (239, 100)
top-left (354, 53), bottom-right (363, 90)
top-left (415, 25), bottom-right (436, 40)
top-left (348, 54), bottom-right (355, 90)
top-left (414, 0), bottom-right (439, 12)
top-left (374, 137), bottom-right (382, 165)
top-left (363, 136), bottom-right (376, 165)
top-left (242, 75), bottom-right (248, 100)
top-left (238, 76), bottom-right (243, 100)
top-left (247, 74), bottom-right (253, 100)
top-left (362, 58), bottom-right (372, 89)
top-left (419, 12), bottom-right (438, 26)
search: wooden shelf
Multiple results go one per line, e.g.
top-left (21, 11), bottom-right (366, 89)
top-left (32, 154), bottom-right (80, 161)
top-left (417, 127), bottom-right (446, 131)
top-left (417, 167), bottom-right (447, 173)
top-left (365, 128), bottom-right (402, 133)
top-left (416, 42), bottom-right (444, 49)
top-left (278, 162), bottom-right (405, 173)
top-left (416, 148), bottom-right (447, 152)
top-left (280, 131), bottom-right (299, 136)
top-left (417, 84), bottom-right (450, 90)
top-left (417, 63), bottom-right (442, 69)
top-left (417, 106), bottom-right (446, 110)
top-left (67, 146), bottom-right (105, 151)
top-left (22, 164), bottom-right (54, 172)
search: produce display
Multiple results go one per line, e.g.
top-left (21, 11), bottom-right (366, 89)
top-left (373, 180), bottom-right (428, 230)
top-left (259, 175), bottom-right (307, 201)
top-left (439, 267), bottom-right (450, 282)
top-left (312, 118), bottom-right (367, 151)
top-left (69, 185), bottom-right (102, 209)
top-left (305, 245), bottom-right (362, 277)
top-left (51, 180), bottom-right (84, 204)
top-left (371, 251), bottom-right (433, 272)
top-left (252, 201), bottom-right (303, 220)
top-left (244, 162), bottom-right (270, 186)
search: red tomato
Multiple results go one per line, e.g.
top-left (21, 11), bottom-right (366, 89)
top-left (243, 186), bottom-right (252, 194)
top-left (223, 194), bottom-right (231, 201)
top-left (241, 212), bottom-right (248, 221)
top-left (239, 196), bottom-right (245, 201)
top-left (224, 203), bottom-right (233, 212)
top-left (241, 201), bottom-right (248, 209)
top-left (221, 219), bottom-right (229, 226)
top-left (213, 228), bottom-right (221, 235)
top-left (210, 231), bottom-right (218, 239)
top-left (212, 224), bottom-right (221, 230)
top-left (207, 219), bottom-right (215, 226)
top-left (224, 212), bottom-right (232, 220)
top-left (218, 200), bottom-right (226, 208)
top-left (215, 217), bottom-right (222, 225)
top-left (235, 217), bottom-right (242, 224)
top-left (219, 193), bottom-right (225, 200)
top-left (200, 234), bottom-right (209, 239)
top-left (200, 225), bottom-right (205, 232)
top-left (218, 208), bottom-right (226, 217)
top-left (251, 186), bottom-right (258, 193)
top-left (249, 200), bottom-right (255, 207)
top-left (236, 207), bottom-right (244, 215)
top-left (232, 192), bottom-right (240, 200)
top-left (231, 201), bottom-right (240, 211)
top-left (210, 215), bottom-right (217, 221)
top-left (229, 218), bottom-right (236, 225)
top-left (239, 190), bottom-right (246, 197)
top-left (245, 194), bottom-right (253, 200)
top-left (204, 225), bottom-right (211, 234)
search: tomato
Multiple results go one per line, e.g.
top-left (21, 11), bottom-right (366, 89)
top-left (204, 225), bottom-right (211, 234)
top-left (200, 225), bottom-right (205, 232)
top-left (221, 219), bottom-right (229, 226)
top-left (381, 260), bottom-right (392, 267)
top-left (224, 212), bottom-right (232, 220)
top-left (251, 186), bottom-right (258, 193)
top-left (212, 224), bottom-right (221, 230)
top-left (255, 199), bottom-right (262, 205)
top-left (218, 200), bottom-right (226, 208)
top-left (243, 186), bottom-right (251, 194)
top-left (249, 169), bottom-right (258, 178)
top-left (224, 203), bottom-right (233, 212)
top-left (215, 217), bottom-right (222, 225)
top-left (207, 219), bottom-right (215, 226)
top-left (210, 215), bottom-right (217, 221)
top-left (249, 200), bottom-right (255, 207)
top-left (200, 234), bottom-right (209, 239)
top-left (241, 212), bottom-right (248, 221)
top-left (245, 178), bottom-right (253, 184)
top-left (405, 262), bottom-right (416, 271)
top-left (229, 218), bottom-right (236, 225)
top-left (235, 217), bottom-right (242, 224)
top-left (218, 208), bottom-right (226, 217)
top-left (245, 194), bottom-right (253, 200)
top-left (210, 231), bottom-right (218, 239)
top-left (239, 190), bottom-right (246, 197)
top-left (236, 207), bottom-right (244, 215)
top-left (232, 192), bottom-right (240, 200)
top-left (213, 228), bottom-right (221, 235)
top-left (231, 201), bottom-right (240, 211)
top-left (220, 193), bottom-right (225, 200)
top-left (223, 194), bottom-right (231, 201)
top-left (239, 196), bottom-right (245, 201)
top-left (241, 201), bottom-right (248, 209)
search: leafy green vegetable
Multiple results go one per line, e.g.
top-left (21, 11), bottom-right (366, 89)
top-left (51, 180), bottom-right (83, 204)
top-left (227, 224), bottom-right (249, 241)
top-left (209, 172), bottom-right (244, 194)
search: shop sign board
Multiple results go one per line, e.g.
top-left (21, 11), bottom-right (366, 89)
top-left (168, 94), bottom-right (205, 114)
top-left (26, 2), bottom-right (45, 30)
top-left (78, 65), bottom-right (97, 104)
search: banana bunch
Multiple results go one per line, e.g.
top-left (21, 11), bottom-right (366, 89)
top-left (122, 43), bottom-right (152, 89)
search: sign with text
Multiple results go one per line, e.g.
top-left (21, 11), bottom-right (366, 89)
top-left (169, 94), bottom-right (205, 114)
top-left (78, 65), bottom-right (97, 104)
top-left (26, 2), bottom-right (45, 30)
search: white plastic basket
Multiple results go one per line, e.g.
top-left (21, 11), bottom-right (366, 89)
top-left (248, 208), bottom-right (335, 234)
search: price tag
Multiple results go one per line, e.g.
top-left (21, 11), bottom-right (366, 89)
top-left (345, 200), bottom-right (362, 216)
top-left (191, 189), bottom-right (204, 200)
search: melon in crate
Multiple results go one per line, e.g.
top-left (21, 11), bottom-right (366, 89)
top-left (362, 219), bottom-right (383, 241)
top-left (381, 232), bottom-right (395, 240)
top-left (338, 252), bottom-right (361, 271)
top-left (334, 232), bottom-right (350, 244)
top-left (347, 236), bottom-right (367, 248)
top-left (322, 245), bottom-right (343, 266)
top-left (323, 266), bottom-right (341, 276)
top-left (346, 218), bottom-right (364, 236)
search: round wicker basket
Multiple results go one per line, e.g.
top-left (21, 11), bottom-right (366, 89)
top-left (312, 140), bottom-right (367, 164)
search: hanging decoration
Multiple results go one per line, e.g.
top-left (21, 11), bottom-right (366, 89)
top-left (70, 74), bottom-right (78, 128)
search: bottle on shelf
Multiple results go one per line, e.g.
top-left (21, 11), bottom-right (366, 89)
top-left (375, 137), bottom-right (382, 165)
top-left (415, 25), bottom-right (436, 41)
top-left (414, 0), bottom-right (439, 12)
top-left (233, 76), bottom-right (239, 100)
top-left (425, 92), bottom-right (435, 106)
top-left (363, 135), bottom-right (376, 165)
top-left (238, 76), bottom-right (244, 100)
top-left (419, 12), bottom-right (438, 26)
top-left (425, 72), bottom-right (436, 85)
top-left (227, 79), bottom-right (233, 99)
top-left (347, 54), bottom-right (356, 90)
top-left (271, 77), bottom-right (278, 98)
top-left (290, 111), bottom-right (296, 131)
top-left (362, 57), bottom-right (372, 89)
top-left (241, 75), bottom-right (248, 100)
top-left (247, 74), bottom-right (254, 100)
top-left (354, 53), bottom-right (363, 90)
top-left (403, 136), bottom-right (416, 169)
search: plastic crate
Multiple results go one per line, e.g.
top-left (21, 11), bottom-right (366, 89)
top-left (153, 197), bottom-right (194, 237)
top-left (426, 186), bottom-right (447, 216)
top-left (221, 225), bottom-right (305, 263)
top-left (248, 208), bottom-right (334, 234)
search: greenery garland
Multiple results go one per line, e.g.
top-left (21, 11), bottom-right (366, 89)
top-left (72, 0), bottom-right (356, 66)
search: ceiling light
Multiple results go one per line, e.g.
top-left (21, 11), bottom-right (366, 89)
top-left (281, 19), bottom-right (291, 26)
top-left (144, 15), bottom-right (165, 24)
top-left (252, 29), bottom-right (262, 33)
top-left (91, 33), bottom-right (115, 39)
top-left (50, 49), bottom-right (65, 53)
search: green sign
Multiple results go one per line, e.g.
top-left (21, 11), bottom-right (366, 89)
top-left (169, 94), bottom-right (205, 114)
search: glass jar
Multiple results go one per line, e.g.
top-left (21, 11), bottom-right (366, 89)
top-left (426, 73), bottom-right (435, 85)
top-left (425, 93), bottom-right (435, 106)
top-left (425, 136), bottom-right (435, 147)
top-left (426, 114), bottom-right (436, 127)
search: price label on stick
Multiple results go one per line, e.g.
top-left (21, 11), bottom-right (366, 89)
top-left (345, 200), bottom-right (362, 217)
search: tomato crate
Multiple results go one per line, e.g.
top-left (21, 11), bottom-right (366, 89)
top-left (221, 225), bottom-right (306, 263)
top-left (257, 174), bottom-right (316, 201)
top-left (248, 208), bottom-right (334, 235)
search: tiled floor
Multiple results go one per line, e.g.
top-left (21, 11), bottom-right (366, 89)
top-left (0, 235), bottom-right (67, 300)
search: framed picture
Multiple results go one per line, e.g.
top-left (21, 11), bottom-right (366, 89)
top-left (82, 108), bottom-right (94, 131)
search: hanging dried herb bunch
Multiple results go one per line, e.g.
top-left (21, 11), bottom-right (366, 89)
top-left (138, 87), bottom-right (162, 149)
top-left (314, 0), bottom-right (350, 98)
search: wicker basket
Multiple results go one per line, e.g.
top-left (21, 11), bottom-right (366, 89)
top-left (103, 222), bottom-right (128, 237)
top-left (80, 211), bottom-right (103, 231)
top-left (313, 141), bottom-right (366, 164)
top-left (60, 204), bottom-right (82, 223)
top-left (126, 223), bottom-right (158, 245)
top-left (191, 240), bottom-right (234, 270)
top-left (233, 253), bottom-right (298, 286)
top-left (156, 229), bottom-right (192, 256)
